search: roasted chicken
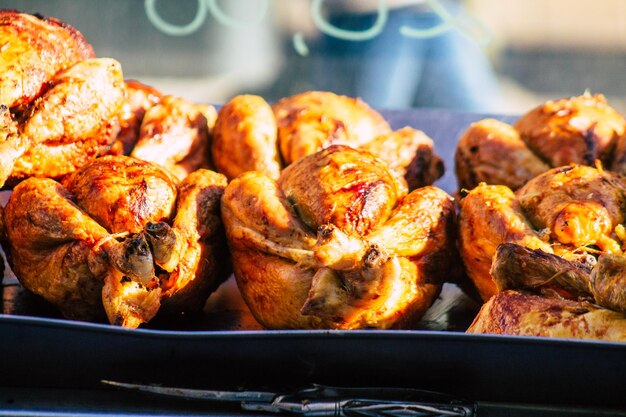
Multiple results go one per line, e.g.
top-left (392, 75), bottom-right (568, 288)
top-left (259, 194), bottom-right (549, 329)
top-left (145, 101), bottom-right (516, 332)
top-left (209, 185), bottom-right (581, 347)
top-left (221, 145), bottom-right (456, 329)
top-left (467, 290), bottom-right (626, 342)
top-left (2, 155), bottom-right (229, 327)
top-left (456, 92), bottom-right (626, 191)
top-left (212, 91), bottom-right (444, 190)
top-left (0, 10), bottom-right (95, 110)
top-left (106, 80), bottom-right (218, 181)
top-left (109, 80), bottom-right (164, 156)
top-left (458, 163), bottom-right (626, 301)
top-left (491, 243), bottom-right (626, 313)
top-left (0, 11), bottom-right (124, 187)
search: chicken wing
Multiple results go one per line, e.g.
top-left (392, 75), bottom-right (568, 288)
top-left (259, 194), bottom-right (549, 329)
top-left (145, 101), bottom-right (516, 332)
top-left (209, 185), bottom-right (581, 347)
top-left (221, 145), bottom-right (456, 329)
top-left (0, 10), bottom-right (95, 110)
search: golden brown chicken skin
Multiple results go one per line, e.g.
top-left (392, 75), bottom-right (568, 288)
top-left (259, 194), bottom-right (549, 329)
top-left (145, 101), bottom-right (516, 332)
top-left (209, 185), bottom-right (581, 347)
top-left (459, 164), bottom-right (626, 301)
top-left (211, 91), bottom-right (444, 190)
top-left (2, 155), bottom-right (229, 327)
top-left (7, 58), bottom-right (125, 185)
top-left (212, 94), bottom-right (282, 181)
top-left (455, 93), bottom-right (626, 191)
top-left (467, 290), bottom-right (626, 342)
top-left (221, 145), bottom-right (456, 329)
top-left (130, 96), bottom-right (216, 181)
top-left (108, 80), bottom-right (164, 156)
top-left (273, 91), bottom-right (391, 165)
top-left (0, 10), bottom-right (95, 110)
top-left (455, 118), bottom-right (550, 191)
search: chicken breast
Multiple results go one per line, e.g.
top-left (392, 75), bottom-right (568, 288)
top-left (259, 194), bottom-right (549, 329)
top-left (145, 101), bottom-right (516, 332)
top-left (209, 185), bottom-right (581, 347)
top-left (8, 58), bottom-right (125, 184)
top-left (221, 145), bottom-right (456, 329)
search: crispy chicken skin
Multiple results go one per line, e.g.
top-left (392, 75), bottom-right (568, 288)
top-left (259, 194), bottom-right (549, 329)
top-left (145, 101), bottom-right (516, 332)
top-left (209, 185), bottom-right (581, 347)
top-left (0, 10), bottom-right (95, 110)
top-left (516, 93), bottom-right (626, 167)
top-left (459, 164), bottom-right (626, 301)
top-left (455, 119), bottom-right (550, 191)
top-left (130, 96), bottom-right (216, 181)
top-left (212, 94), bottom-right (282, 181)
top-left (272, 91), bottom-right (391, 165)
top-left (455, 93), bottom-right (626, 191)
top-left (212, 91), bottom-right (444, 190)
top-left (7, 58), bottom-right (125, 184)
top-left (108, 80), bottom-right (164, 156)
top-left (2, 155), bottom-right (229, 327)
top-left (0, 11), bottom-right (125, 187)
top-left (467, 290), bottom-right (626, 342)
top-left (221, 145), bottom-right (456, 329)
top-left (363, 126), bottom-right (444, 190)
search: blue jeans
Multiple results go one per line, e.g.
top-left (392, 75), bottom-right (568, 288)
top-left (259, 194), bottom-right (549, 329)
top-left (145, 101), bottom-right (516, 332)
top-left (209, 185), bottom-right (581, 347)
top-left (308, 2), bottom-right (502, 112)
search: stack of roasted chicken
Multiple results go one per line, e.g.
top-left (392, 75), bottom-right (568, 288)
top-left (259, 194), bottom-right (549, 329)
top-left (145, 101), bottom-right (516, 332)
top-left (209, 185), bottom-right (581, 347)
top-left (3, 11), bottom-right (626, 340)
top-left (0, 10), bottom-right (454, 330)
top-left (457, 92), bottom-right (626, 341)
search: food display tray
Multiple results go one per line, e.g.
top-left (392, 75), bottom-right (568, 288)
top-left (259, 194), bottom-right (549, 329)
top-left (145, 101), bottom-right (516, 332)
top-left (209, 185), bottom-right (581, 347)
top-left (1, 108), bottom-right (625, 411)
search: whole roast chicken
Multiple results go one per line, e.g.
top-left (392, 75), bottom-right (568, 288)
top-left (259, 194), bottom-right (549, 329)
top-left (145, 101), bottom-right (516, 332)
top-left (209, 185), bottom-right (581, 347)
top-left (455, 92), bottom-right (626, 191)
top-left (221, 145), bottom-right (456, 329)
top-left (2, 155), bottom-right (229, 328)
top-left (212, 91), bottom-right (443, 190)
top-left (458, 163), bottom-right (626, 301)
top-left (0, 11), bottom-right (125, 187)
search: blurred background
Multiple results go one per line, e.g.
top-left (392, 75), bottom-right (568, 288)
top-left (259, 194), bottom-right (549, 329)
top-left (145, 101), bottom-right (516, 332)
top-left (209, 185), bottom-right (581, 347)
top-left (3, 0), bottom-right (626, 114)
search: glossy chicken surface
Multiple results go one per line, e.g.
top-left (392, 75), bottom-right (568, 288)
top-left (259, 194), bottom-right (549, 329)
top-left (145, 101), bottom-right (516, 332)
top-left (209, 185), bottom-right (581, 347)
top-left (467, 290), bottom-right (626, 342)
top-left (9, 58), bottom-right (125, 184)
top-left (211, 91), bottom-right (443, 190)
top-left (2, 156), bottom-right (229, 327)
top-left (221, 145), bottom-right (456, 329)
top-left (0, 11), bottom-right (124, 187)
top-left (109, 80), bottom-right (164, 156)
top-left (455, 93), bottom-right (626, 191)
top-left (0, 10), bottom-right (95, 110)
top-left (130, 95), bottom-right (216, 181)
top-left (459, 164), bottom-right (626, 301)
top-left (212, 94), bottom-right (282, 181)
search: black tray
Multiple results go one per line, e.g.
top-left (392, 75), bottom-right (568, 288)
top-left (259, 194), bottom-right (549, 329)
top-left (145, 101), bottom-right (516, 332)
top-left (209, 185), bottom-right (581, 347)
top-left (2, 109), bottom-right (625, 411)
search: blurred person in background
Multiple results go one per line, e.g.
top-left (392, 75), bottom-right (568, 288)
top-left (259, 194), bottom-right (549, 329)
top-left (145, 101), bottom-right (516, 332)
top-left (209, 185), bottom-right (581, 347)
top-left (265, 0), bottom-right (503, 112)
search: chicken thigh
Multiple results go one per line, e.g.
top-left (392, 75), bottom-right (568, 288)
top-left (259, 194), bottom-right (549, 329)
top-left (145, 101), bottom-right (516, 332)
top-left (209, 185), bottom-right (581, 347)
top-left (2, 155), bottom-right (229, 327)
top-left (221, 145), bottom-right (456, 329)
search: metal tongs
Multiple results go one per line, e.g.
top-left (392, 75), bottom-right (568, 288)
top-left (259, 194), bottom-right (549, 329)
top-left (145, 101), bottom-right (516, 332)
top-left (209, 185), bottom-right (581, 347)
top-left (101, 380), bottom-right (475, 416)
